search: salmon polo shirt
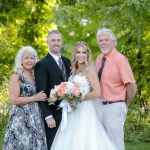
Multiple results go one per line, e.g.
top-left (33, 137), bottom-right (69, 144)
top-left (95, 49), bottom-right (136, 102)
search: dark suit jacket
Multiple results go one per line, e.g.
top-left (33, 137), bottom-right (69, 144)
top-left (35, 53), bottom-right (71, 120)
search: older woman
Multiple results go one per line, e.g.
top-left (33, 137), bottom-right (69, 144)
top-left (3, 46), bottom-right (48, 150)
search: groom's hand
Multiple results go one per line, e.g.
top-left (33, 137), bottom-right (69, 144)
top-left (46, 117), bottom-right (56, 128)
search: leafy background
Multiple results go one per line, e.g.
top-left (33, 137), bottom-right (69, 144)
top-left (0, 0), bottom-right (150, 149)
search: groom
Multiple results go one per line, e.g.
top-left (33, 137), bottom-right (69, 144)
top-left (35, 30), bottom-right (71, 149)
top-left (95, 28), bottom-right (137, 150)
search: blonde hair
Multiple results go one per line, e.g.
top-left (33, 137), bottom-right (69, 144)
top-left (14, 46), bottom-right (38, 75)
top-left (71, 41), bottom-right (93, 75)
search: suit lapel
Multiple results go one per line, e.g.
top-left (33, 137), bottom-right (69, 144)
top-left (46, 54), bottom-right (64, 80)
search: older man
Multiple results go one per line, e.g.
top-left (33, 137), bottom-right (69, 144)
top-left (95, 28), bottom-right (137, 150)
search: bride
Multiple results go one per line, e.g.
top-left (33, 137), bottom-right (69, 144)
top-left (51, 41), bottom-right (117, 150)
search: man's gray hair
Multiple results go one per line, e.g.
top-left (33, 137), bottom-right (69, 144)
top-left (96, 28), bottom-right (117, 47)
top-left (47, 30), bottom-right (61, 37)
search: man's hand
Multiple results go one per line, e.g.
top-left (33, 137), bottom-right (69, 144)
top-left (125, 83), bottom-right (137, 107)
top-left (45, 117), bottom-right (56, 128)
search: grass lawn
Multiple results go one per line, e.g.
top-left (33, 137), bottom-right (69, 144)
top-left (0, 132), bottom-right (150, 150)
top-left (126, 142), bottom-right (150, 150)
top-left (0, 130), bottom-right (5, 149)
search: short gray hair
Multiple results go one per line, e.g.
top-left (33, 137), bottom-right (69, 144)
top-left (47, 30), bottom-right (62, 38)
top-left (96, 28), bottom-right (117, 47)
top-left (14, 46), bottom-right (38, 74)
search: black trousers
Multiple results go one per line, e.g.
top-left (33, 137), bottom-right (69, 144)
top-left (45, 120), bottom-right (61, 150)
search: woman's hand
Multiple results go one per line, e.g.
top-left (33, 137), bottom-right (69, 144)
top-left (81, 94), bottom-right (85, 100)
top-left (49, 95), bottom-right (57, 102)
top-left (31, 91), bottom-right (47, 102)
top-left (48, 95), bottom-right (57, 105)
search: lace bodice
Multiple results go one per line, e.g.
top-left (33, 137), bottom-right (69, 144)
top-left (69, 73), bottom-right (91, 95)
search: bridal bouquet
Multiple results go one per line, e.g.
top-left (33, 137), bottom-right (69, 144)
top-left (49, 81), bottom-right (83, 107)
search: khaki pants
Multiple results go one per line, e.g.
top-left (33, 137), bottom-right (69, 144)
top-left (101, 102), bottom-right (127, 150)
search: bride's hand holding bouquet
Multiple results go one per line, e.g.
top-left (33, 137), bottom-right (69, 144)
top-left (48, 81), bottom-right (84, 108)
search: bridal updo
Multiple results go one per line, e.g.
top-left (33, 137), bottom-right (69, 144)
top-left (71, 41), bottom-right (93, 75)
top-left (14, 46), bottom-right (38, 74)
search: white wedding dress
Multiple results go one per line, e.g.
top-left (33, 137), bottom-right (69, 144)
top-left (51, 73), bottom-right (117, 150)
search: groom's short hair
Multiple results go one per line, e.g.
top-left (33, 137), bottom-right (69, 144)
top-left (48, 30), bottom-right (61, 37)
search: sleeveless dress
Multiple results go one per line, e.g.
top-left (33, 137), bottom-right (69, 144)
top-left (51, 73), bottom-right (118, 150)
top-left (3, 73), bottom-right (47, 150)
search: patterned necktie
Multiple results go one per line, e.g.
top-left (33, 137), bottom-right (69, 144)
top-left (58, 58), bottom-right (67, 81)
top-left (98, 57), bottom-right (106, 80)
